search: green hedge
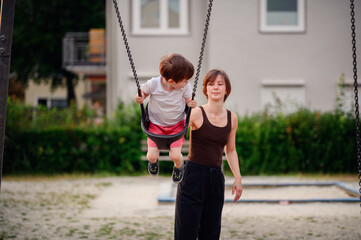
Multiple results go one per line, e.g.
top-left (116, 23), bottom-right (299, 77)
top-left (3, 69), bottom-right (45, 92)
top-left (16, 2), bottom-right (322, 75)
top-left (4, 99), bottom-right (145, 175)
top-left (3, 99), bottom-right (358, 175)
top-left (233, 109), bottom-right (356, 174)
top-left (4, 127), bottom-right (143, 174)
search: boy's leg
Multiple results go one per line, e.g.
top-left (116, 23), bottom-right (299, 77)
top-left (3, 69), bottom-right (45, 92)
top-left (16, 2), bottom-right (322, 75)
top-left (169, 147), bottom-right (183, 168)
top-left (170, 147), bottom-right (184, 183)
top-left (169, 129), bottom-right (185, 168)
top-left (147, 147), bottom-right (159, 163)
top-left (147, 147), bottom-right (160, 175)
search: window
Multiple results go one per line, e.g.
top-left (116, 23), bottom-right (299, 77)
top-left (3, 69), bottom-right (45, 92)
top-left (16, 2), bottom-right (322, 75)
top-left (261, 79), bottom-right (306, 114)
top-left (336, 76), bottom-right (358, 114)
top-left (37, 97), bottom-right (67, 110)
top-left (337, 85), bottom-right (355, 114)
top-left (50, 99), bottom-right (68, 110)
top-left (132, 0), bottom-right (189, 35)
top-left (260, 0), bottom-right (305, 33)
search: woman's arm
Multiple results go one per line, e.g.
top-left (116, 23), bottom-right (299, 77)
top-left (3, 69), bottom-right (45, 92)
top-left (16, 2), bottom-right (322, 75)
top-left (189, 106), bottom-right (202, 130)
top-left (225, 112), bottom-right (243, 202)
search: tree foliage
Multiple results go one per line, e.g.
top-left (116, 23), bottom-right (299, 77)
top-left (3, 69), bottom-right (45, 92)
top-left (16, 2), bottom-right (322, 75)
top-left (11, 0), bottom-right (105, 104)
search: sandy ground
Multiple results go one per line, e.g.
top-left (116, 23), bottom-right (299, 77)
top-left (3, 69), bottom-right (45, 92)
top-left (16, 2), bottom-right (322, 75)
top-left (0, 175), bottom-right (360, 240)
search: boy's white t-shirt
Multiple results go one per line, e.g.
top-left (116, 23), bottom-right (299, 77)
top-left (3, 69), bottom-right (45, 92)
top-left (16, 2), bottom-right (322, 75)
top-left (141, 76), bottom-right (192, 127)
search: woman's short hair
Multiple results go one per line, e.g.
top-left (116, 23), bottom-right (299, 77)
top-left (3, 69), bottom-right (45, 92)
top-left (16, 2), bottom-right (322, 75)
top-left (159, 53), bottom-right (194, 82)
top-left (202, 69), bottom-right (231, 102)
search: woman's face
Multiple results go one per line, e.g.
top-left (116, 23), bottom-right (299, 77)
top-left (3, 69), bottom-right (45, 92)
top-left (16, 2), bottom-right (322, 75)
top-left (206, 75), bottom-right (227, 101)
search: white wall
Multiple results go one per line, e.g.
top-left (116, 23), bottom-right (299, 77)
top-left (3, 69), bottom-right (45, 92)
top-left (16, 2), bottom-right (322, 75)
top-left (107, 0), bottom-right (361, 116)
top-left (25, 78), bottom-right (88, 108)
top-left (208, 0), bottom-right (361, 115)
top-left (106, 0), bottom-right (210, 116)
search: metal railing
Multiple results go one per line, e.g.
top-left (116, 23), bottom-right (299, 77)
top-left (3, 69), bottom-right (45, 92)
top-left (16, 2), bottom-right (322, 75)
top-left (62, 32), bottom-right (106, 67)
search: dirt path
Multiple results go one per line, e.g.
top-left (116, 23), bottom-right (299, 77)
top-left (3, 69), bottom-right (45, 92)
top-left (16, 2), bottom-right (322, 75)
top-left (0, 175), bottom-right (360, 239)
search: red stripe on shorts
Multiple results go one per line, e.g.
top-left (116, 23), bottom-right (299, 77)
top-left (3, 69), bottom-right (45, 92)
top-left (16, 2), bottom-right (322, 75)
top-left (147, 120), bottom-right (186, 148)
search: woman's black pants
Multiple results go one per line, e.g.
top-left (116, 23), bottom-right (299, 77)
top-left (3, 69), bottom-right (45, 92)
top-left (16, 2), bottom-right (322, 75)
top-left (174, 161), bottom-right (225, 240)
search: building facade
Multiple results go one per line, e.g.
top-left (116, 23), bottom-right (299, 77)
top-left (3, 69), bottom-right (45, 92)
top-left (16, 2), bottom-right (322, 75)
top-left (107, 0), bottom-right (360, 116)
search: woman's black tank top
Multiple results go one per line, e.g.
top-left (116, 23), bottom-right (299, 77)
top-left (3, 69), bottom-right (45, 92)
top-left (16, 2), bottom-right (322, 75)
top-left (188, 106), bottom-right (232, 167)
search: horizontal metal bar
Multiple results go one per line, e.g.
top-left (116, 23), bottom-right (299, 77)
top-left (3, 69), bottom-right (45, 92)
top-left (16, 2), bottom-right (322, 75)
top-left (158, 182), bottom-right (361, 203)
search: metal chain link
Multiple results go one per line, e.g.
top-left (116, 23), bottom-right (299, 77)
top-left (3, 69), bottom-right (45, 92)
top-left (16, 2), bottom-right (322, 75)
top-left (192, 0), bottom-right (214, 98)
top-left (350, 0), bottom-right (361, 208)
top-left (112, 0), bottom-right (141, 96)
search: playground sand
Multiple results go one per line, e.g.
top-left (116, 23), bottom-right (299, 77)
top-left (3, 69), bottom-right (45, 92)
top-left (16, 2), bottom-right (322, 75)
top-left (0, 175), bottom-right (360, 239)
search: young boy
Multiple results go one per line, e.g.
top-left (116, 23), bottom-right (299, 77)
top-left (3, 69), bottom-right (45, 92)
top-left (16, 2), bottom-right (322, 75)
top-left (135, 53), bottom-right (197, 183)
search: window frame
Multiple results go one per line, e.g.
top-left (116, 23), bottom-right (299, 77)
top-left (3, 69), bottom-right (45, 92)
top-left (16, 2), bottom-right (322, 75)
top-left (337, 79), bottom-right (360, 114)
top-left (259, 0), bottom-right (305, 33)
top-left (132, 0), bottom-right (189, 36)
top-left (36, 96), bottom-right (67, 110)
top-left (260, 79), bottom-right (306, 114)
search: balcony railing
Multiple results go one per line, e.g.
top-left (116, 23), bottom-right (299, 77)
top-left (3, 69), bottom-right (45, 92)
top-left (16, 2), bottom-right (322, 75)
top-left (62, 30), bottom-right (106, 68)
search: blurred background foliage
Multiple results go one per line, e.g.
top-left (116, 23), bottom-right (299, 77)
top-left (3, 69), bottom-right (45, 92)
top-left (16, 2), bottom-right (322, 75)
top-left (232, 108), bottom-right (355, 175)
top-left (3, 1), bottom-right (358, 176)
top-left (4, 99), bottom-right (144, 175)
top-left (11, 0), bottom-right (106, 105)
top-left (3, 97), bottom-right (357, 175)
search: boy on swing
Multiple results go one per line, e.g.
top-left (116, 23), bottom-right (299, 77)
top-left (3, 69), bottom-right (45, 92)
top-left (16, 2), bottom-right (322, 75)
top-left (135, 53), bottom-right (197, 183)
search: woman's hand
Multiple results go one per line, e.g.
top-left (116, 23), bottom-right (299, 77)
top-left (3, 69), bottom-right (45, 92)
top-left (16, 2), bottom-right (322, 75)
top-left (232, 177), bottom-right (243, 202)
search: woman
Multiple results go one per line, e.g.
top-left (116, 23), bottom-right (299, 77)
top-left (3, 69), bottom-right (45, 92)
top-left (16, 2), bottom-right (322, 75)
top-left (174, 69), bottom-right (243, 240)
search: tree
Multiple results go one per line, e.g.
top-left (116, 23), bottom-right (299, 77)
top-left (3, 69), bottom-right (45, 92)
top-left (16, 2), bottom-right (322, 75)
top-left (10, 0), bottom-right (105, 106)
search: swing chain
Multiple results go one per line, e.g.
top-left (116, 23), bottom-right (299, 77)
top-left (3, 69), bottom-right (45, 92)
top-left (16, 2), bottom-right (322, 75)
top-left (112, 0), bottom-right (214, 99)
top-left (192, 0), bottom-right (214, 98)
top-left (112, 0), bottom-right (141, 96)
top-left (350, 0), bottom-right (361, 206)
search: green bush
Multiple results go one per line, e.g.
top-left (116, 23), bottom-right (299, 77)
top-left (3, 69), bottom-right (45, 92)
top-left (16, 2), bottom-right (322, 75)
top-left (4, 100), bottom-right (145, 175)
top-left (3, 98), bottom-right (358, 175)
top-left (233, 108), bottom-right (356, 174)
top-left (5, 98), bottom-right (98, 130)
top-left (4, 127), bottom-right (142, 174)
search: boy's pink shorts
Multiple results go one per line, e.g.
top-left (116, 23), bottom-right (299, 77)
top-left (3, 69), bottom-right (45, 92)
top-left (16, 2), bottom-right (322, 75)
top-left (147, 120), bottom-right (185, 148)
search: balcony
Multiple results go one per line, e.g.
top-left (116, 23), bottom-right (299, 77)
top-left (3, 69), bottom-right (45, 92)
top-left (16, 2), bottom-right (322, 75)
top-left (62, 29), bottom-right (106, 76)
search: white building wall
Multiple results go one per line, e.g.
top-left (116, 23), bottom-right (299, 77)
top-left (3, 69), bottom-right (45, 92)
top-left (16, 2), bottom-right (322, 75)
top-left (208, 0), bottom-right (361, 115)
top-left (106, 0), bottom-right (209, 116)
top-left (107, 0), bottom-right (361, 116)
top-left (25, 78), bottom-right (88, 108)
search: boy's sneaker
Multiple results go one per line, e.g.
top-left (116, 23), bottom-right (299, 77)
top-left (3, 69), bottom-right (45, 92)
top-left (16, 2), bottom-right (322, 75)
top-left (172, 164), bottom-right (184, 183)
top-left (148, 159), bottom-right (159, 175)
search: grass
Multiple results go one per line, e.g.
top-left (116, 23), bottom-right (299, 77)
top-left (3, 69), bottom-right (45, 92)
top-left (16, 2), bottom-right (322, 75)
top-left (96, 223), bottom-right (115, 237)
top-left (66, 228), bottom-right (78, 237)
top-left (115, 226), bottom-right (136, 236)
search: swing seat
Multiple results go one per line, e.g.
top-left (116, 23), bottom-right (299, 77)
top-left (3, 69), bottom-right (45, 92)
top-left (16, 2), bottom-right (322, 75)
top-left (140, 104), bottom-right (191, 150)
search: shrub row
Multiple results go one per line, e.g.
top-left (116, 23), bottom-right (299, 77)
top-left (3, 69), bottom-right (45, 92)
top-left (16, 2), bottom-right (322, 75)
top-left (3, 99), bottom-right (358, 175)
top-left (4, 100), bottom-right (145, 174)
top-left (233, 109), bottom-right (357, 174)
top-left (4, 127), bottom-right (144, 174)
